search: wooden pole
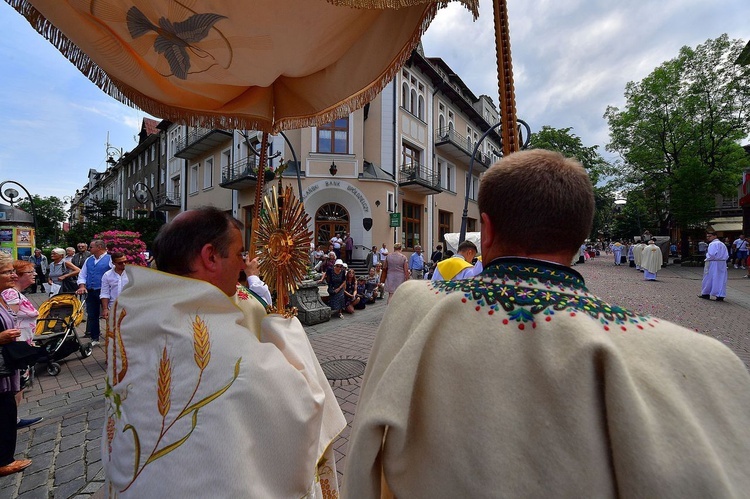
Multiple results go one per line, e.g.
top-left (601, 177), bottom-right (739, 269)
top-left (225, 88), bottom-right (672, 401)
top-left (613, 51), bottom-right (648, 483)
top-left (493, 0), bottom-right (519, 155)
top-left (249, 133), bottom-right (269, 258)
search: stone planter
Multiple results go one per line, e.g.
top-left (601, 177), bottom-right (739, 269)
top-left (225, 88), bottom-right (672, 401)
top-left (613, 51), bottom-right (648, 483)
top-left (290, 279), bottom-right (331, 326)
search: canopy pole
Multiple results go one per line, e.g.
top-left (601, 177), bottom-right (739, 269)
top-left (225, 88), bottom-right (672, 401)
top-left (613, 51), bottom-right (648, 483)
top-left (493, 0), bottom-right (519, 155)
top-left (249, 133), bottom-right (269, 257)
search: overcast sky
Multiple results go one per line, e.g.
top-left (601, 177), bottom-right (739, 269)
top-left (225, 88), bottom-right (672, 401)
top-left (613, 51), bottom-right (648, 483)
top-left (0, 0), bottom-right (748, 200)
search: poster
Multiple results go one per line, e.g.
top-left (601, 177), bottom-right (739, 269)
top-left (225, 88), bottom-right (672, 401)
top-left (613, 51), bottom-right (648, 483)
top-left (16, 228), bottom-right (32, 246)
top-left (0, 229), bottom-right (12, 243)
top-left (16, 247), bottom-right (32, 261)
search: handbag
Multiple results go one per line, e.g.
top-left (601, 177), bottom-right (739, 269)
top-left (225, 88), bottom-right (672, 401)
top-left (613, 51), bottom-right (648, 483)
top-left (379, 264), bottom-right (388, 284)
top-left (1, 341), bottom-right (46, 371)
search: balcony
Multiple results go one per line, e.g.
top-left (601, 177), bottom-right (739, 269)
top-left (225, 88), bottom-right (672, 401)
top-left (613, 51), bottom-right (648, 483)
top-left (398, 163), bottom-right (442, 195)
top-left (435, 127), bottom-right (493, 168)
top-left (174, 128), bottom-right (232, 160)
top-left (155, 192), bottom-right (181, 210)
top-left (220, 157), bottom-right (259, 190)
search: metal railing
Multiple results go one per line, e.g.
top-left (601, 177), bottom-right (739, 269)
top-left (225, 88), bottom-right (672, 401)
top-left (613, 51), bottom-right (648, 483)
top-left (435, 127), bottom-right (493, 166)
top-left (398, 163), bottom-right (440, 189)
top-left (221, 157), bottom-right (259, 183)
top-left (155, 192), bottom-right (181, 207)
top-left (174, 127), bottom-right (213, 152)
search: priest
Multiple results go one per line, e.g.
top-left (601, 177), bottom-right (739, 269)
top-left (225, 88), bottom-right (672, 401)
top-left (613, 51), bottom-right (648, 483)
top-left (103, 208), bottom-right (345, 498)
top-left (639, 239), bottom-right (663, 281)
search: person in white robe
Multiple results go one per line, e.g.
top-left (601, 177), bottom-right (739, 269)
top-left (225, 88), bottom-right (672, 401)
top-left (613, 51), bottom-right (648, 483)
top-left (103, 207), bottom-right (345, 498)
top-left (611, 241), bottom-right (623, 265)
top-left (639, 239), bottom-right (663, 280)
top-left (700, 231), bottom-right (729, 301)
top-left (632, 240), bottom-right (645, 270)
top-left (343, 150), bottom-right (750, 498)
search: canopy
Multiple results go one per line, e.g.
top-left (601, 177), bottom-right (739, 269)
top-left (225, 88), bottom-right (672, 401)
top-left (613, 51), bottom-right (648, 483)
top-left (444, 232), bottom-right (481, 253)
top-left (7, 0), bottom-right (477, 132)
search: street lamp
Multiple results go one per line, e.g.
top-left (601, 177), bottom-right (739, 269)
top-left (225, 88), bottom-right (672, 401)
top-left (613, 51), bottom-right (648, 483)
top-left (0, 180), bottom-right (39, 246)
top-left (132, 181), bottom-right (157, 219)
top-left (459, 119), bottom-right (531, 243)
top-left (106, 144), bottom-right (123, 167)
top-left (329, 161), bottom-right (337, 176)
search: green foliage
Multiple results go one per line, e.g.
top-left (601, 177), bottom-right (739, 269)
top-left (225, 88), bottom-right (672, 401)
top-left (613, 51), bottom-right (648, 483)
top-left (605, 34), bottom-right (750, 233)
top-left (17, 195), bottom-right (67, 246)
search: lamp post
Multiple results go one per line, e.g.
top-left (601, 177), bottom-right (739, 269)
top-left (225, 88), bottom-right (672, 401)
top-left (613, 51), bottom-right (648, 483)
top-left (132, 181), bottom-right (157, 219)
top-left (0, 180), bottom-right (39, 246)
top-left (458, 119), bottom-right (531, 244)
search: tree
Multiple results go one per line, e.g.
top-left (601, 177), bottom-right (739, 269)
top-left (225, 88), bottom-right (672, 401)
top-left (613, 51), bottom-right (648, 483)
top-left (529, 126), bottom-right (616, 239)
top-left (605, 35), bottom-right (750, 252)
top-left (17, 195), bottom-right (67, 246)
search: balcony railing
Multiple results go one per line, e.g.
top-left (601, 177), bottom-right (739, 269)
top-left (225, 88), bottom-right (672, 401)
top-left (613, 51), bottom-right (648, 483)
top-left (155, 192), bottom-right (181, 209)
top-left (435, 127), bottom-right (493, 167)
top-left (220, 157), bottom-right (259, 189)
top-left (174, 128), bottom-right (232, 159)
top-left (398, 163), bottom-right (441, 194)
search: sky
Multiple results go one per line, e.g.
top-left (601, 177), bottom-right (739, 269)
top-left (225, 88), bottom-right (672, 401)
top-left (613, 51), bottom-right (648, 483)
top-left (0, 0), bottom-right (748, 201)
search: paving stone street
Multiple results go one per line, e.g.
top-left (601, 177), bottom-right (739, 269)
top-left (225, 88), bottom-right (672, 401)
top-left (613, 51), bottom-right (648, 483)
top-left (1, 255), bottom-right (749, 498)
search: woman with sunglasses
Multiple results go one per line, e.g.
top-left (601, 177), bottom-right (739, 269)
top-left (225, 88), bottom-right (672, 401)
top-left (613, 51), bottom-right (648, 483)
top-left (0, 253), bottom-right (32, 476)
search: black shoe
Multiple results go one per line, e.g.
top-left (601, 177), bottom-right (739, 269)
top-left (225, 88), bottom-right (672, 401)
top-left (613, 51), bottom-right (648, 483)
top-left (716, 297), bottom-right (724, 302)
top-left (17, 417), bottom-right (43, 429)
top-left (698, 294), bottom-right (710, 299)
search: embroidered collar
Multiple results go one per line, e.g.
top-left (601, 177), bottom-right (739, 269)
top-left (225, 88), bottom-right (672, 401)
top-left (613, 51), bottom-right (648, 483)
top-left (429, 257), bottom-right (655, 332)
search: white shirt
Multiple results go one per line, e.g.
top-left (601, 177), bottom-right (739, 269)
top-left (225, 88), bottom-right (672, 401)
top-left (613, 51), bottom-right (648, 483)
top-left (100, 269), bottom-right (129, 305)
top-left (330, 237), bottom-right (343, 249)
top-left (379, 247), bottom-right (389, 259)
top-left (247, 275), bottom-right (273, 307)
top-left (733, 238), bottom-right (748, 252)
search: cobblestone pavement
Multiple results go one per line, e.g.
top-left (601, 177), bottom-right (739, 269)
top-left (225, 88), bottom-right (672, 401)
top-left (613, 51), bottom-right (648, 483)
top-left (1, 257), bottom-right (748, 497)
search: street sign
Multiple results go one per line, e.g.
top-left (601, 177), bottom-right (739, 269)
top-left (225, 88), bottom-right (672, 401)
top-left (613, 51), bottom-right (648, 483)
top-left (389, 213), bottom-right (401, 227)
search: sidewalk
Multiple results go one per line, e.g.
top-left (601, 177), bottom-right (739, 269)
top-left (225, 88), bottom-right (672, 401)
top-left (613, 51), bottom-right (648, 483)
top-left (1, 258), bottom-right (749, 497)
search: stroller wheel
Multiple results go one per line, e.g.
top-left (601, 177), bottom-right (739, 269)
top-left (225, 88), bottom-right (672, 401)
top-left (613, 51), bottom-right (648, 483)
top-left (80, 345), bottom-right (93, 358)
top-left (47, 363), bottom-right (61, 376)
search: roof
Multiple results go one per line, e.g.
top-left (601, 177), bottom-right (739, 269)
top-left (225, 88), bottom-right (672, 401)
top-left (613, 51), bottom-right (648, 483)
top-left (138, 118), bottom-right (160, 143)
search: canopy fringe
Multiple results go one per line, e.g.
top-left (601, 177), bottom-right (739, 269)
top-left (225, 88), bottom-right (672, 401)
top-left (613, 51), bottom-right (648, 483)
top-left (325, 0), bottom-right (479, 20)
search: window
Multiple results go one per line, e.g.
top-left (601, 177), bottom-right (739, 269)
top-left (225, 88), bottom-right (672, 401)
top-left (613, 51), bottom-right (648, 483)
top-left (150, 173), bottom-right (155, 188)
top-left (317, 117), bottom-right (349, 154)
top-left (467, 173), bottom-right (479, 201)
top-left (160, 168), bottom-right (166, 185)
top-left (402, 143), bottom-right (421, 168)
top-left (387, 192), bottom-right (394, 213)
top-left (402, 82), bottom-right (409, 109)
top-left (438, 210), bottom-right (452, 244)
top-left (402, 201), bottom-right (422, 250)
top-left (190, 164), bottom-right (199, 194)
top-left (418, 95), bottom-right (424, 120)
top-left (467, 217), bottom-right (477, 232)
top-left (171, 177), bottom-right (180, 199)
top-left (204, 158), bottom-right (214, 189)
top-left (410, 89), bottom-right (417, 115)
top-left (438, 160), bottom-right (454, 191)
top-left (151, 144), bottom-right (156, 161)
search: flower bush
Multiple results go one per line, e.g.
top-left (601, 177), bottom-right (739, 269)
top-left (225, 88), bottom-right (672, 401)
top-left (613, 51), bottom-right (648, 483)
top-left (95, 230), bottom-right (148, 266)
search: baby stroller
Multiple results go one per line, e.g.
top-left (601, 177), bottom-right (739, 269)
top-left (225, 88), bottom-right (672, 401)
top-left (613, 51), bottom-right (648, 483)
top-left (34, 293), bottom-right (93, 376)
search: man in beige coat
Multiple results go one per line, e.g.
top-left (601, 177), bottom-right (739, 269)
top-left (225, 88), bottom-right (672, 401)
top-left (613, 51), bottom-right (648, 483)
top-left (344, 150), bottom-right (750, 498)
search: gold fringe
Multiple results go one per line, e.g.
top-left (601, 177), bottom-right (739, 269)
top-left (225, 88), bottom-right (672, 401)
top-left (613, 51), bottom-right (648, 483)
top-left (325, 0), bottom-right (479, 20)
top-left (4, 0), bottom-right (475, 132)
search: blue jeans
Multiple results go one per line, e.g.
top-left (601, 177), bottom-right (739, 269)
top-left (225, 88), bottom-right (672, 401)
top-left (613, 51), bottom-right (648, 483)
top-left (85, 289), bottom-right (102, 340)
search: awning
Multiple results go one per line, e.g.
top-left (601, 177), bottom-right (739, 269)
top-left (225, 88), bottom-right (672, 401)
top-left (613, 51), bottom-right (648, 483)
top-left (708, 217), bottom-right (743, 232)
